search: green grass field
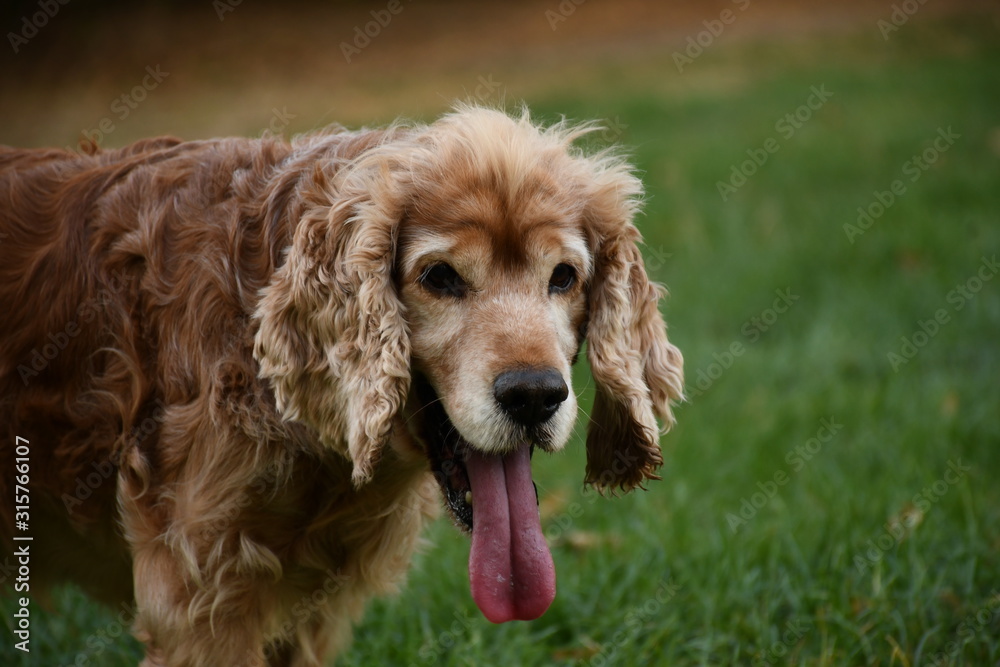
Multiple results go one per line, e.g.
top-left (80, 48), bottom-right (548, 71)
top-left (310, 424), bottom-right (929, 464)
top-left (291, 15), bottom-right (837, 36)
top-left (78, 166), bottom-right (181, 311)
top-left (3, 12), bottom-right (999, 667)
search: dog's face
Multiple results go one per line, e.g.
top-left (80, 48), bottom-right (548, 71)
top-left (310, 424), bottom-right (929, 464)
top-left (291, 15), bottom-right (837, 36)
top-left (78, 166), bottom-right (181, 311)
top-left (255, 105), bottom-right (684, 623)
top-left (399, 201), bottom-right (591, 458)
top-left (397, 178), bottom-right (593, 532)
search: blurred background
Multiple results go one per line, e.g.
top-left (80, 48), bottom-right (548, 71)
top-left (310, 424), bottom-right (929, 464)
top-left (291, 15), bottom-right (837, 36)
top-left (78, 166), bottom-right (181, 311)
top-left (2, 1), bottom-right (999, 665)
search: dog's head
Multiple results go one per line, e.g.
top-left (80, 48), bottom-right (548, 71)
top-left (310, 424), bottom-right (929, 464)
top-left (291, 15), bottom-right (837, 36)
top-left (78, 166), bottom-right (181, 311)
top-left (254, 105), bottom-right (683, 622)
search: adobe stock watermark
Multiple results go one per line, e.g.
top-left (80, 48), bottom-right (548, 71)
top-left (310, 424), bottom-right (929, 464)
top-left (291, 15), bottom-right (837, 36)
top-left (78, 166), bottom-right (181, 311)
top-left (16, 267), bottom-right (136, 385)
top-left (740, 288), bottom-right (800, 343)
top-left (77, 65), bottom-right (170, 149)
top-left (545, 0), bottom-right (586, 31)
top-left (844, 126), bottom-right (960, 243)
top-left (408, 609), bottom-right (479, 665)
top-left (689, 288), bottom-right (799, 397)
top-left (543, 476), bottom-right (637, 546)
top-left (642, 244), bottom-right (673, 275)
top-left (256, 569), bottom-right (351, 666)
top-left (886, 255), bottom-right (997, 371)
top-left (213, 0), bottom-right (242, 21)
top-left (852, 459), bottom-right (971, 574)
top-left (752, 619), bottom-right (811, 666)
top-left (264, 107), bottom-right (296, 135)
top-left (926, 590), bottom-right (1000, 667)
top-left (586, 578), bottom-right (682, 666)
top-left (59, 601), bottom-right (139, 667)
top-left (464, 74), bottom-right (503, 105)
top-left (61, 401), bottom-right (167, 515)
top-left (340, 0), bottom-right (413, 64)
top-left (672, 0), bottom-right (752, 73)
top-left (595, 115), bottom-right (630, 146)
top-left (717, 85), bottom-right (834, 201)
top-left (726, 417), bottom-right (842, 533)
top-left (7, 0), bottom-right (71, 54)
top-left (198, 446), bottom-right (302, 542)
top-left (877, 0), bottom-right (932, 40)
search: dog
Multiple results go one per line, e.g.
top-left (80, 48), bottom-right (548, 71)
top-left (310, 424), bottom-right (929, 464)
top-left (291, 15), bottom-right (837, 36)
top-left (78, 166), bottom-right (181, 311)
top-left (0, 105), bottom-right (683, 665)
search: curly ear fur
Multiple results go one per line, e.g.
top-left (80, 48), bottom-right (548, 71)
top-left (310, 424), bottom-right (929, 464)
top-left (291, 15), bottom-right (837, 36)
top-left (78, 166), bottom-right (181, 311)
top-left (254, 154), bottom-right (411, 486)
top-left (583, 164), bottom-right (684, 493)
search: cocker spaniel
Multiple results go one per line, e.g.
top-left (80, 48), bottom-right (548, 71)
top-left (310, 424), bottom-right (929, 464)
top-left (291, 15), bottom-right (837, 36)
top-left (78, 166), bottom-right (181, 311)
top-left (0, 105), bottom-right (683, 666)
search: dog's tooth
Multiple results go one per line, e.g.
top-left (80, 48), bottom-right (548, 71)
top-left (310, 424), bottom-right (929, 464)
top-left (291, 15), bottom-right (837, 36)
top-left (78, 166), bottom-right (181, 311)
top-left (465, 491), bottom-right (473, 506)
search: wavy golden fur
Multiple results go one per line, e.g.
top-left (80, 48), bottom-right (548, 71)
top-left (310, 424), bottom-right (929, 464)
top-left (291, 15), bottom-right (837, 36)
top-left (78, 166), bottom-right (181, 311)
top-left (0, 105), bottom-right (683, 665)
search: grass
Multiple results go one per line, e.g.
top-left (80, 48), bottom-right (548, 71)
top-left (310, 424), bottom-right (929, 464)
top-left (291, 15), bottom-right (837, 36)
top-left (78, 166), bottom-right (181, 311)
top-left (3, 13), bottom-right (999, 667)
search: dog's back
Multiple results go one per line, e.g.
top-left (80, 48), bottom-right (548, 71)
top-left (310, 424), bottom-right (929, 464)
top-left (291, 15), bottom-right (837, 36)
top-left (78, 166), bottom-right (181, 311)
top-left (0, 136), bottom-right (307, 598)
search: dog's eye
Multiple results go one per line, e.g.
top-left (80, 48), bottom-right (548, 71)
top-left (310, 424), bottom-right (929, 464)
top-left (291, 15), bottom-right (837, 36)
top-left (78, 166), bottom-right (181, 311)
top-left (548, 263), bottom-right (576, 294)
top-left (420, 263), bottom-right (468, 297)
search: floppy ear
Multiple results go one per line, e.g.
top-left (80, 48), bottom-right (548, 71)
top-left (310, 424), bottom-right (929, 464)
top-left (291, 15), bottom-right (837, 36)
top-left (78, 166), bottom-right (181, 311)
top-left (583, 170), bottom-right (684, 493)
top-left (254, 158), bottom-right (410, 486)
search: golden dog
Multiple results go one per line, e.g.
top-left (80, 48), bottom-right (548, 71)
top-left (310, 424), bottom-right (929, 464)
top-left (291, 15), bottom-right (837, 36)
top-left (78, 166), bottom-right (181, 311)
top-left (0, 105), bottom-right (683, 665)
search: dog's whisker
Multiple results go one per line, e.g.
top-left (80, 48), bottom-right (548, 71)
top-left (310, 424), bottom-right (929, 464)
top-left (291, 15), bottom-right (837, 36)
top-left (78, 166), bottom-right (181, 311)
top-left (402, 394), bottom-right (448, 425)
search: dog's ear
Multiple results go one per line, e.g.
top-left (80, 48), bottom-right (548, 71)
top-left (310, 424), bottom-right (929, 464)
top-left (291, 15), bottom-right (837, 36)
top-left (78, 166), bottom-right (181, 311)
top-left (254, 155), bottom-right (410, 486)
top-left (582, 164), bottom-right (684, 494)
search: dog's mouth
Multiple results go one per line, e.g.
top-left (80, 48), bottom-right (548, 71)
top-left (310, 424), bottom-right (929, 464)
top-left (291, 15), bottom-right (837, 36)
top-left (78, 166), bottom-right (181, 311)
top-left (411, 374), bottom-right (556, 623)
top-left (416, 375), bottom-right (474, 531)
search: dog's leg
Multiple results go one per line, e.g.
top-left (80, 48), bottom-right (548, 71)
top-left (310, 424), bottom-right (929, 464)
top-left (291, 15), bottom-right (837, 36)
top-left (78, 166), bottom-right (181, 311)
top-left (269, 613), bottom-right (356, 667)
top-left (130, 539), bottom-right (272, 666)
top-left (121, 465), bottom-right (275, 667)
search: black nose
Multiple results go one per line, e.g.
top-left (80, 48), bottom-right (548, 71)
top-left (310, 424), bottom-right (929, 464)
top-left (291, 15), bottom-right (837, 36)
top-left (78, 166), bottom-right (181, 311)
top-left (493, 367), bottom-right (568, 426)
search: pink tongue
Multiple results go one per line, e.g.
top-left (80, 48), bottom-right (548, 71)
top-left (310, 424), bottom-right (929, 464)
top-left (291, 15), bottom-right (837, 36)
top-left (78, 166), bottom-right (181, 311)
top-left (465, 445), bottom-right (556, 623)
